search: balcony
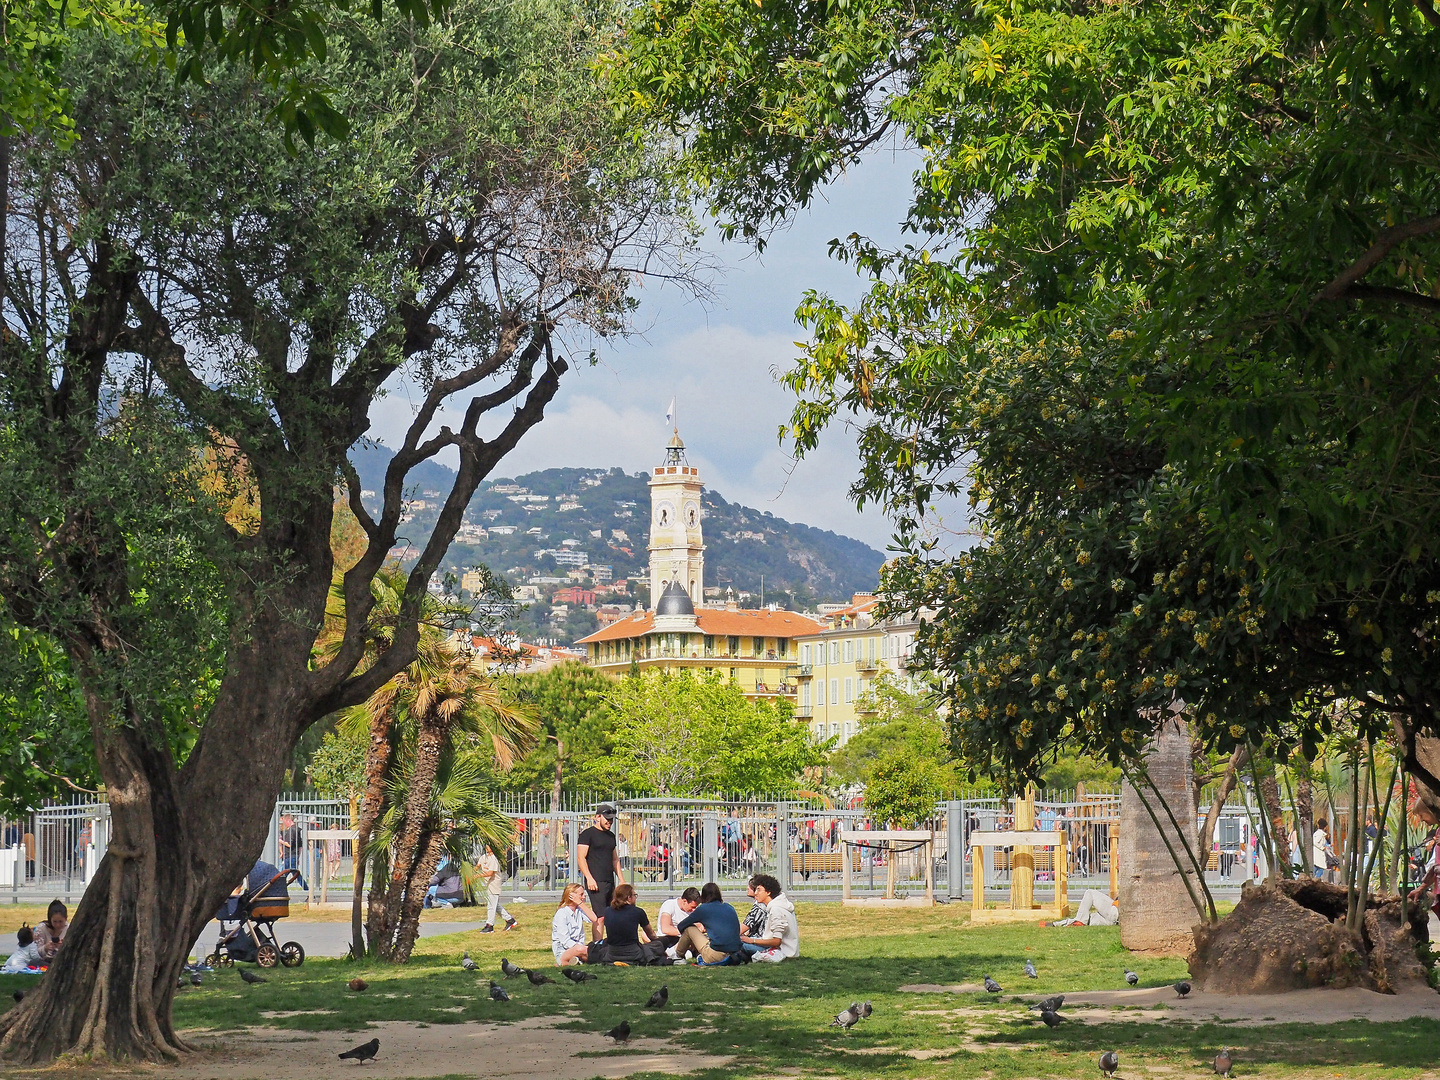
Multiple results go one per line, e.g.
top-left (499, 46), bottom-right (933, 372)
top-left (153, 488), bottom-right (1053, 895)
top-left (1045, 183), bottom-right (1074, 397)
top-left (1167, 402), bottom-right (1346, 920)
top-left (795, 664), bottom-right (813, 677)
top-left (794, 705), bottom-right (813, 718)
top-left (855, 656), bottom-right (878, 672)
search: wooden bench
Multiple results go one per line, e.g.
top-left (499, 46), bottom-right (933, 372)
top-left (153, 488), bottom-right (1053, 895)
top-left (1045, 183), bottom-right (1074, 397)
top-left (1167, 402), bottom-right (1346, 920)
top-left (792, 851), bottom-right (861, 875)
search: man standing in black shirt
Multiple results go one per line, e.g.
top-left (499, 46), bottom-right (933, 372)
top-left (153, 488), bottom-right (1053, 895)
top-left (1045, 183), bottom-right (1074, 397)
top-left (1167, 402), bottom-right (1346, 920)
top-left (576, 803), bottom-right (623, 920)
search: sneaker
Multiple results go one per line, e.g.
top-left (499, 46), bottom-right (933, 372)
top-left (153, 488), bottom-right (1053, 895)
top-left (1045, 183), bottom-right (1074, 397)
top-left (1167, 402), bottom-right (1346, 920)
top-left (479, 924), bottom-right (495, 934)
top-left (503, 920), bottom-right (519, 932)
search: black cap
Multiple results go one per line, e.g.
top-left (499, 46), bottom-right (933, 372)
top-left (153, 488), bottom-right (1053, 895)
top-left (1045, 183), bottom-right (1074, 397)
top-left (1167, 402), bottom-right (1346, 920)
top-left (596, 803), bottom-right (617, 819)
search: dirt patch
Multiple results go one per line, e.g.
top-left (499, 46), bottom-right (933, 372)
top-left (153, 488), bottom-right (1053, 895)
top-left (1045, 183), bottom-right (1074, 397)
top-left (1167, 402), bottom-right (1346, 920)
top-left (898, 982), bottom-right (986, 994)
top-left (147, 1016), bottom-right (731, 1079)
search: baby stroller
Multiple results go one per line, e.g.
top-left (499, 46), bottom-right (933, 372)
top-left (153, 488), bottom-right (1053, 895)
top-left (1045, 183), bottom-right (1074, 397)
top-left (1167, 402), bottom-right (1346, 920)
top-left (208, 861), bottom-right (306, 969)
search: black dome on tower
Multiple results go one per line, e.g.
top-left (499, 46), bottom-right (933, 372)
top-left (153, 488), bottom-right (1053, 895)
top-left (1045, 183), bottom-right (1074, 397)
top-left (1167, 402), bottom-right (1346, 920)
top-left (655, 580), bottom-right (695, 616)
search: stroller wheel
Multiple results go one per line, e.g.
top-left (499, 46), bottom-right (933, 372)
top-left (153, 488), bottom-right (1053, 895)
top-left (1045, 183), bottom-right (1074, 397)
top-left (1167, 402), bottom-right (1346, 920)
top-left (208, 952), bottom-right (232, 968)
top-left (256, 944), bottom-right (280, 968)
top-left (280, 942), bottom-right (305, 968)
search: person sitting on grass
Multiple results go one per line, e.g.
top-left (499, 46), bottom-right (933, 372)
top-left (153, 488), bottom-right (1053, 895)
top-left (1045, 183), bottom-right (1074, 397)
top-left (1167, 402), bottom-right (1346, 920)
top-left (32, 900), bottom-right (67, 961)
top-left (425, 858), bottom-right (464, 908)
top-left (657, 886), bottom-right (701, 957)
top-left (674, 881), bottom-right (744, 965)
top-left (1052, 889), bottom-right (1119, 926)
top-left (1, 926), bottom-right (43, 974)
top-left (551, 883), bottom-right (597, 966)
top-left (739, 874), bottom-right (798, 962)
top-left (601, 883), bottom-right (656, 965)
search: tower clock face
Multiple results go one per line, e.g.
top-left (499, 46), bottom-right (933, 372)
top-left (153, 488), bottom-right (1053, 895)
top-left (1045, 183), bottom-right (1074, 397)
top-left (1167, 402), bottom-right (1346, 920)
top-left (684, 501), bottom-right (699, 528)
top-left (655, 500), bottom-right (675, 528)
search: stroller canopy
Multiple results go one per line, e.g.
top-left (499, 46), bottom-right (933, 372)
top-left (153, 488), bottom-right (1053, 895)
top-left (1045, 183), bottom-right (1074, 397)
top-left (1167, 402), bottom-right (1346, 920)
top-left (246, 860), bottom-right (288, 900)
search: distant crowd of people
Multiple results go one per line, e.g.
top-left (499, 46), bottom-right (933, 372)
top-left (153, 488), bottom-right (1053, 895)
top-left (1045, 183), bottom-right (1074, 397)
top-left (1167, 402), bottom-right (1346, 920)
top-left (549, 803), bottom-right (799, 967)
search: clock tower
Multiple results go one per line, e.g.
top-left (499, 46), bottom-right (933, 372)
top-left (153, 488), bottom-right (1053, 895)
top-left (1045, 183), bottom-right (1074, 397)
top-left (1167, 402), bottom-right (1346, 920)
top-left (648, 431), bottom-right (705, 609)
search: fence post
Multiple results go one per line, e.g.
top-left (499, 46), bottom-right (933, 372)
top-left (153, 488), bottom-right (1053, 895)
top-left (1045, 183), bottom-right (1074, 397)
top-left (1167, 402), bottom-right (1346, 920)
top-left (777, 803), bottom-right (790, 893)
top-left (567, 814), bottom-right (580, 884)
top-left (266, 803), bottom-right (280, 868)
top-left (946, 800), bottom-right (964, 900)
top-left (702, 811), bottom-right (718, 884)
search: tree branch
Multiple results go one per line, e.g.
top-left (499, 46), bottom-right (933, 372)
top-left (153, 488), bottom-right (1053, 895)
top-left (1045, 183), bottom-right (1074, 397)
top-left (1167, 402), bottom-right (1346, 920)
top-left (1317, 214), bottom-right (1440, 302)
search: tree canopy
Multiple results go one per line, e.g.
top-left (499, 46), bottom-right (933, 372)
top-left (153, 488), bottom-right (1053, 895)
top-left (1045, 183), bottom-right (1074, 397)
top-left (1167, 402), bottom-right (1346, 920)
top-left (611, 0), bottom-right (1440, 795)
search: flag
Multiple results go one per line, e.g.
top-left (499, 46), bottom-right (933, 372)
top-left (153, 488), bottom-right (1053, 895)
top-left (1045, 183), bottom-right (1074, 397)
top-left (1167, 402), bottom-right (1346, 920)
top-left (665, 397), bottom-right (675, 430)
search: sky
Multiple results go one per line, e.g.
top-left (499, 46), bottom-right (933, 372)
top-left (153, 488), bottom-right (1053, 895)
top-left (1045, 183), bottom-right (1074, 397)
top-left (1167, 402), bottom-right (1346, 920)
top-left (368, 150), bottom-right (927, 552)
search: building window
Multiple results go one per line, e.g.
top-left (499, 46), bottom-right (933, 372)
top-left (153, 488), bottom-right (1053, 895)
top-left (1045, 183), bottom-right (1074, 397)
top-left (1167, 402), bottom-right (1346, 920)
top-left (777, 638), bottom-right (788, 657)
top-left (844, 722), bottom-right (853, 739)
top-left (844, 639), bottom-right (854, 663)
top-left (817, 681), bottom-right (825, 707)
top-left (753, 636), bottom-right (764, 656)
top-left (730, 668), bottom-right (737, 681)
top-left (830, 678), bottom-right (839, 704)
top-left (844, 677), bottom-right (853, 703)
top-left (802, 683), bottom-right (811, 707)
top-left (728, 635), bottom-right (740, 656)
top-left (829, 641), bottom-right (839, 665)
top-left (830, 722), bottom-right (840, 736)
top-left (869, 637), bottom-right (876, 661)
top-left (814, 723), bottom-right (823, 739)
top-left (802, 643), bottom-right (810, 665)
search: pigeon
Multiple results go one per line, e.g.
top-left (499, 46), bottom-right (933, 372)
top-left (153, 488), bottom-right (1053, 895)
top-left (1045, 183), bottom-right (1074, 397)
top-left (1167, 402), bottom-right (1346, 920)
top-left (1214, 1048), bottom-right (1234, 1076)
top-left (489, 982), bottom-right (510, 1002)
top-left (1040, 1009), bottom-right (1065, 1028)
top-left (983, 975), bottom-right (1003, 994)
top-left (239, 969), bottom-right (266, 984)
top-left (645, 984), bottom-right (669, 1009)
top-left (562, 968), bottom-right (597, 983)
top-left (1124, 969), bottom-right (1139, 986)
top-left (1099, 1050), bottom-right (1119, 1077)
top-left (348, 978), bottom-right (369, 992)
top-left (831, 1003), bottom-right (861, 1030)
top-left (338, 1037), bottom-right (380, 1063)
top-left (1024, 959), bottom-right (1038, 979)
top-left (12, 991), bottom-right (23, 1003)
top-left (1174, 980), bottom-right (1191, 998)
top-left (462, 952), bottom-right (478, 972)
top-left (525, 969), bottom-right (555, 986)
top-left (1030, 994), bottom-right (1065, 1013)
top-left (604, 1019), bottom-right (631, 1043)
top-left (501, 957), bottom-right (526, 978)
top-left (859, 1001), bottom-right (872, 1019)
top-left (190, 974), bottom-right (203, 987)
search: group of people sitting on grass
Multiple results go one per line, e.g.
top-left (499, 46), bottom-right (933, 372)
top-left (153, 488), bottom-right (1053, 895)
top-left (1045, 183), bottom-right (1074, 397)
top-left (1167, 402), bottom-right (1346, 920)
top-left (550, 875), bottom-right (799, 968)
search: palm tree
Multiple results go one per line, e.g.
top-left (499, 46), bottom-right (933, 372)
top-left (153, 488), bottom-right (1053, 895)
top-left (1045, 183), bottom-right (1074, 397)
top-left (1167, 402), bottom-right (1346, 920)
top-left (318, 566), bottom-right (534, 960)
top-left (346, 631), bottom-right (535, 960)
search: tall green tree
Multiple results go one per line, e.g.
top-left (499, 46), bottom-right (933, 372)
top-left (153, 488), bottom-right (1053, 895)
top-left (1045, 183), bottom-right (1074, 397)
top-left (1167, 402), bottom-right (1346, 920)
top-left (591, 669), bottom-right (821, 795)
top-left (609, 0), bottom-right (1440, 797)
top-left (0, 0), bottom-right (694, 1061)
top-left (507, 661), bottom-right (617, 804)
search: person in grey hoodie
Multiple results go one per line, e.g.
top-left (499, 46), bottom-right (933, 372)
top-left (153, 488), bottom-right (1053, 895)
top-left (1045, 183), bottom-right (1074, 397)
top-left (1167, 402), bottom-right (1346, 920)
top-left (740, 874), bottom-right (799, 962)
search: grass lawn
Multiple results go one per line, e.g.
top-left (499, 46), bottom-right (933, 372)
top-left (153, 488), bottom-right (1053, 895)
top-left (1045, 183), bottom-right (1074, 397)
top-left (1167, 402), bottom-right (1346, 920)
top-left (2, 901), bottom-right (1437, 1078)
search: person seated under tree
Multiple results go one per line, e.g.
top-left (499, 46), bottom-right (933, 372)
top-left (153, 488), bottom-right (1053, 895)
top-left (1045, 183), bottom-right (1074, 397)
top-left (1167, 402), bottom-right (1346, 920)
top-left (1053, 889), bottom-right (1119, 926)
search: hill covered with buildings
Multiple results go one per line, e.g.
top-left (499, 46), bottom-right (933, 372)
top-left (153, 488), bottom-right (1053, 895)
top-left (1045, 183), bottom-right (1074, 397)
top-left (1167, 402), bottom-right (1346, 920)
top-left (350, 446), bottom-right (885, 642)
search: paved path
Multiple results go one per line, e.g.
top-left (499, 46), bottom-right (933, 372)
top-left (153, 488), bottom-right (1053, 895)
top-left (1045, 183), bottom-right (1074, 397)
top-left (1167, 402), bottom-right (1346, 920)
top-left (197, 919), bottom-right (488, 959)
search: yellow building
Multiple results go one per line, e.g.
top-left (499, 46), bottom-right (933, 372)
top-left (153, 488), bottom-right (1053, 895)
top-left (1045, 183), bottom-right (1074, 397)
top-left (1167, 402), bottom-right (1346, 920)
top-left (793, 594), bottom-right (922, 745)
top-left (578, 432), bottom-right (824, 700)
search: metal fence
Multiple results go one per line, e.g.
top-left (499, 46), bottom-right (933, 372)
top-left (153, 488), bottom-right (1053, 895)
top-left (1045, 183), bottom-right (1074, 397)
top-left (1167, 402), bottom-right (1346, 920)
top-left (0, 785), bottom-right (1350, 906)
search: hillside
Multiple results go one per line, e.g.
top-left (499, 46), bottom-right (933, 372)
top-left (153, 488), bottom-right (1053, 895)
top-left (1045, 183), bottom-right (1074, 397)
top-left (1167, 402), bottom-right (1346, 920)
top-left (350, 447), bottom-right (884, 641)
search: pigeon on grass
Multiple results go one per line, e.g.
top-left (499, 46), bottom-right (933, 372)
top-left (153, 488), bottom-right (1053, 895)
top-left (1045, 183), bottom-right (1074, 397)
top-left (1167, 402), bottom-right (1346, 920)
top-left (645, 985), bottom-right (669, 1009)
top-left (562, 968), bottom-right (597, 983)
top-left (348, 978), bottom-right (369, 992)
top-left (338, 1038), bottom-right (380, 1063)
top-left (461, 952), bottom-right (478, 972)
top-left (526, 969), bottom-right (555, 986)
top-left (239, 969), bottom-right (266, 984)
top-left (489, 981), bottom-right (510, 1002)
top-left (501, 957), bottom-right (526, 978)
top-left (190, 974), bottom-right (204, 987)
top-left (859, 1001), bottom-right (873, 1019)
top-left (1214, 1048), bottom-right (1234, 1076)
top-left (983, 975), bottom-right (1003, 994)
top-left (1124, 969), bottom-right (1139, 986)
top-left (1039, 1009), bottom-right (1065, 1028)
top-left (1099, 1050), bottom-right (1119, 1077)
top-left (604, 1020), bottom-right (631, 1044)
top-left (1024, 960), bottom-right (1038, 979)
top-left (12, 991), bottom-right (23, 1003)
top-left (830, 1003), bottom-right (861, 1031)
top-left (1174, 980), bottom-right (1191, 998)
top-left (1030, 995), bottom-right (1065, 1013)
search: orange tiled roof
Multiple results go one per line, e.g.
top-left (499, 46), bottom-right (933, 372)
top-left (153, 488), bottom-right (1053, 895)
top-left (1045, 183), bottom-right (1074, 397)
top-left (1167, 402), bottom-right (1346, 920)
top-left (577, 607), bottom-right (824, 645)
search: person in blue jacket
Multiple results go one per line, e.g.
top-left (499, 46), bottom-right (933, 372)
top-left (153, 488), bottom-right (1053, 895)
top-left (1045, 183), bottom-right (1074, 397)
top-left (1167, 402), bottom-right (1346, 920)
top-left (674, 881), bottom-right (744, 965)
